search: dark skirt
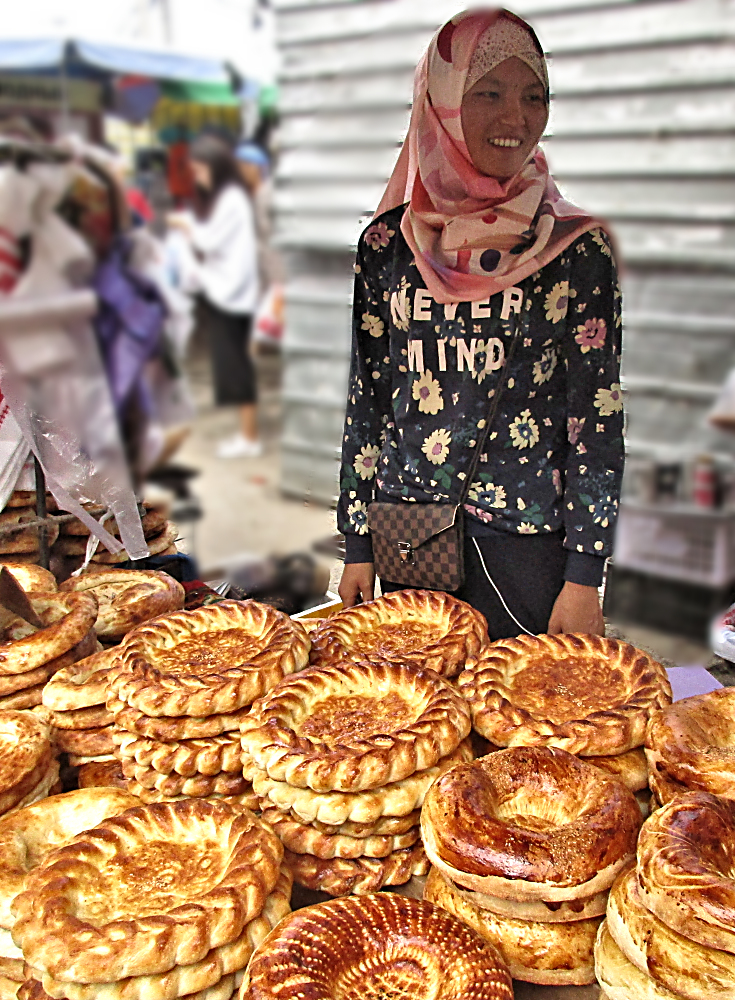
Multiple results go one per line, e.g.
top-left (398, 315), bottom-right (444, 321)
top-left (381, 529), bottom-right (567, 641)
top-left (200, 298), bottom-right (256, 406)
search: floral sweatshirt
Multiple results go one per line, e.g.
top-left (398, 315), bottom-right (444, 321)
top-left (337, 205), bottom-right (624, 588)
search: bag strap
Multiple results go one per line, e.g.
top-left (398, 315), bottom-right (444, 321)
top-left (457, 306), bottom-right (525, 507)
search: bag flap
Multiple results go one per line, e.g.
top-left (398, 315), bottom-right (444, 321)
top-left (367, 502), bottom-right (458, 549)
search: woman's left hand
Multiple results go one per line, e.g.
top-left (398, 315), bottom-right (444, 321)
top-left (547, 581), bottom-right (605, 636)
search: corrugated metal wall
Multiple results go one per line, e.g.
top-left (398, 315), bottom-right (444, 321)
top-left (274, 0), bottom-right (735, 505)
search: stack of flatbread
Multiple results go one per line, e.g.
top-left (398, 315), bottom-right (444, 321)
top-left (0, 787), bottom-right (138, 998)
top-left (108, 601), bottom-right (310, 805)
top-left (52, 502), bottom-right (179, 571)
top-left (0, 593), bottom-right (98, 713)
top-left (0, 493), bottom-right (59, 568)
top-left (60, 569), bottom-right (185, 645)
top-left (39, 648), bottom-right (122, 788)
top-left (11, 799), bottom-right (292, 1000)
top-left (242, 658), bottom-right (474, 896)
top-left (459, 633), bottom-right (673, 817)
top-left (0, 712), bottom-right (58, 825)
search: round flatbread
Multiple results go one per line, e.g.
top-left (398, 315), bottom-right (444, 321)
top-left (42, 648), bottom-right (119, 712)
top-left (108, 696), bottom-right (251, 741)
top-left (0, 712), bottom-right (53, 815)
top-left (118, 760), bottom-right (252, 799)
top-left (12, 800), bottom-right (285, 983)
top-left (310, 588), bottom-right (488, 677)
top-left (0, 787), bottom-right (139, 928)
top-left (61, 570), bottom-right (185, 641)
top-left (241, 660), bottom-right (470, 792)
top-left (0, 565), bottom-right (56, 594)
top-left (0, 594), bottom-right (97, 676)
top-left (54, 727), bottom-right (115, 757)
top-left (114, 730), bottom-right (242, 777)
top-left (260, 805), bottom-right (419, 859)
top-left (89, 523), bottom-right (178, 564)
top-left (112, 600), bottom-right (310, 718)
top-left (61, 507), bottom-right (166, 539)
top-left (76, 759), bottom-right (128, 791)
top-left (459, 633), bottom-right (672, 756)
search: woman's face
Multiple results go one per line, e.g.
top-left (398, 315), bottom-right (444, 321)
top-left (190, 160), bottom-right (213, 190)
top-left (461, 56), bottom-right (548, 181)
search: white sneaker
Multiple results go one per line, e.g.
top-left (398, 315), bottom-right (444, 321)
top-left (216, 434), bottom-right (263, 459)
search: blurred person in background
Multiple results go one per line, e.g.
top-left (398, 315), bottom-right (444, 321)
top-left (338, 8), bottom-right (624, 639)
top-left (171, 135), bottom-right (261, 458)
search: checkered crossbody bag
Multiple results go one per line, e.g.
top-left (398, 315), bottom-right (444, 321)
top-left (367, 316), bottom-right (523, 591)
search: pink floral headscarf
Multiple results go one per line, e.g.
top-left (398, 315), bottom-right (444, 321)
top-left (375, 8), bottom-right (599, 304)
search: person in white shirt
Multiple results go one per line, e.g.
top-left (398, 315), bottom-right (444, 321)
top-left (173, 135), bottom-right (261, 459)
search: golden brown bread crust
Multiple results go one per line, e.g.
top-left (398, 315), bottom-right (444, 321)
top-left (61, 570), bottom-right (185, 641)
top-left (61, 507), bottom-right (166, 538)
top-left (283, 843), bottom-right (428, 895)
top-left (607, 864), bottom-right (735, 1000)
top-left (253, 738), bottom-right (474, 825)
top-left (43, 704), bottom-right (112, 730)
top-left (11, 800), bottom-right (284, 983)
top-left (23, 973), bottom-right (243, 1000)
top-left (112, 601), bottom-right (310, 718)
top-left (113, 730), bottom-right (242, 777)
top-left (637, 791), bottom-right (735, 953)
top-left (118, 759), bottom-right (251, 798)
top-left (421, 746), bottom-right (641, 900)
top-left (122, 780), bottom-right (260, 811)
top-left (459, 633), bottom-right (672, 755)
top-left (107, 696), bottom-right (251, 741)
top-left (300, 809), bottom-right (421, 838)
top-left (241, 660), bottom-right (470, 792)
top-left (240, 893), bottom-right (513, 1000)
top-left (0, 664), bottom-right (58, 699)
top-left (309, 589), bottom-right (488, 677)
top-left (0, 595), bottom-right (97, 676)
top-left (0, 958), bottom-right (23, 983)
top-left (34, 870), bottom-right (292, 1000)
top-left (0, 524), bottom-right (58, 555)
top-left (595, 920), bottom-right (685, 1000)
top-left (76, 759), bottom-right (128, 791)
top-left (647, 759), bottom-right (689, 805)
top-left (0, 787), bottom-right (139, 929)
top-left (646, 689), bottom-right (735, 798)
top-left (260, 806), bottom-right (419, 859)
top-left (42, 648), bottom-right (118, 711)
top-left (7, 760), bottom-right (60, 815)
top-left (424, 866), bottom-right (600, 986)
top-left (0, 974), bottom-right (19, 1000)
top-left (87, 522), bottom-right (178, 564)
top-left (0, 686), bottom-right (45, 711)
top-left (53, 726), bottom-right (114, 756)
top-left (582, 747), bottom-right (648, 793)
top-left (0, 565), bottom-right (56, 594)
top-left (0, 713), bottom-right (53, 814)
top-left (447, 879), bottom-right (608, 923)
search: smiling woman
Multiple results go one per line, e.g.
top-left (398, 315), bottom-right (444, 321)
top-left (337, 8), bottom-right (625, 642)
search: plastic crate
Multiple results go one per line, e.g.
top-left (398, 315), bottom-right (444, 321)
top-left (614, 500), bottom-right (735, 588)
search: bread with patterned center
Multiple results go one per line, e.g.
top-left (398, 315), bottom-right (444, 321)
top-left (0, 787), bottom-right (138, 929)
top-left (260, 805), bottom-right (419, 859)
top-left (595, 919), bottom-right (683, 1000)
top-left (113, 730), bottom-right (242, 776)
top-left (252, 738), bottom-right (473, 826)
top-left (0, 712), bottom-right (53, 816)
top-left (11, 800), bottom-right (284, 982)
top-left (424, 866), bottom-right (601, 986)
top-left (637, 791), bottom-right (735, 953)
top-left (32, 871), bottom-right (292, 1000)
top-left (309, 589), bottom-right (488, 677)
top-left (111, 601), bottom-right (310, 718)
top-left (240, 893), bottom-right (513, 1000)
top-left (61, 570), bottom-right (185, 641)
top-left (0, 565), bottom-right (56, 594)
top-left (0, 594), bottom-right (97, 676)
top-left (645, 688), bottom-right (735, 798)
top-left (459, 633), bottom-right (671, 756)
top-left (421, 746), bottom-right (641, 901)
top-left (607, 864), bottom-right (735, 1000)
top-left (240, 661), bottom-right (470, 792)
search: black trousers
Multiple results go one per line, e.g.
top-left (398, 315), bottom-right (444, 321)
top-left (200, 298), bottom-right (257, 406)
top-left (382, 530), bottom-right (567, 641)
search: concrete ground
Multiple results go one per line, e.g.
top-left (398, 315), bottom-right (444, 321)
top-left (168, 343), bottom-right (728, 678)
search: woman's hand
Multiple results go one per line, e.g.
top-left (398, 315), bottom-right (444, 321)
top-left (339, 563), bottom-right (376, 608)
top-left (547, 581), bottom-right (605, 636)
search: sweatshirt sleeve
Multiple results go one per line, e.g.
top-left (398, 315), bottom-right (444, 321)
top-left (561, 229), bottom-right (625, 587)
top-left (337, 229), bottom-right (394, 564)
